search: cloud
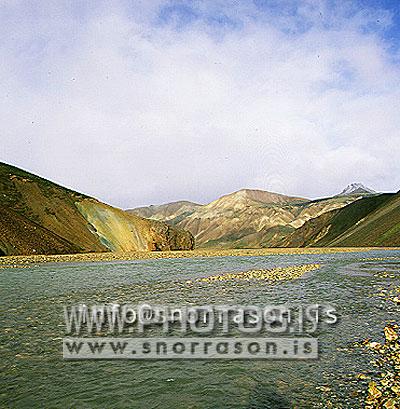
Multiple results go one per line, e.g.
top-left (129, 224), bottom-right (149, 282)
top-left (1, 0), bottom-right (399, 207)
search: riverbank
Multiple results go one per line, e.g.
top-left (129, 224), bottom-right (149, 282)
top-left (0, 247), bottom-right (398, 266)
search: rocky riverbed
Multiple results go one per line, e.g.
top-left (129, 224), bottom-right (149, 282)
top-left (0, 247), bottom-right (394, 267)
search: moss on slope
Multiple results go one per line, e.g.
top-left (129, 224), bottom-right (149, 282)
top-left (280, 193), bottom-right (400, 247)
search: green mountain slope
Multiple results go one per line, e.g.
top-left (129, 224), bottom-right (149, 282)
top-left (0, 162), bottom-right (194, 256)
top-left (279, 193), bottom-right (400, 247)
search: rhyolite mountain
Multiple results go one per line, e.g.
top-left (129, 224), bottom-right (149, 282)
top-left (0, 162), bottom-right (194, 256)
top-left (128, 188), bottom-right (369, 248)
top-left (280, 191), bottom-right (400, 247)
top-left (131, 200), bottom-right (202, 223)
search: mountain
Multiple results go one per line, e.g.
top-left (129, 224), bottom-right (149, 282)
top-left (129, 189), bottom-right (363, 248)
top-left (279, 192), bottom-right (400, 247)
top-left (204, 189), bottom-right (307, 208)
top-left (338, 183), bottom-right (376, 196)
top-left (129, 200), bottom-right (202, 223)
top-left (0, 163), bottom-right (194, 256)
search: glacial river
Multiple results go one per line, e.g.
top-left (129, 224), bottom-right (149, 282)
top-left (1, 249), bottom-right (399, 408)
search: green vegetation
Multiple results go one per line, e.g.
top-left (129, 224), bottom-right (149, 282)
top-left (282, 193), bottom-right (400, 247)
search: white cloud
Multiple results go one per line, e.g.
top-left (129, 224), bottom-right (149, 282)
top-left (1, 0), bottom-right (399, 207)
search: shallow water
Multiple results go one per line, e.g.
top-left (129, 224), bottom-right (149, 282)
top-left (1, 250), bottom-right (399, 408)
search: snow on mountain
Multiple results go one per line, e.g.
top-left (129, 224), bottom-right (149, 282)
top-left (338, 183), bottom-right (376, 196)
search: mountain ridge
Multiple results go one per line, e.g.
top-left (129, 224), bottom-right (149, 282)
top-left (279, 192), bottom-right (400, 247)
top-left (204, 189), bottom-right (308, 209)
top-left (128, 200), bottom-right (202, 222)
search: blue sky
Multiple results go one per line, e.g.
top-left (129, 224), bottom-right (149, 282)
top-left (1, 0), bottom-right (400, 207)
top-left (361, 0), bottom-right (400, 44)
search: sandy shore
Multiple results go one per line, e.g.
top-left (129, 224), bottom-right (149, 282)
top-left (0, 247), bottom-right (398, 266)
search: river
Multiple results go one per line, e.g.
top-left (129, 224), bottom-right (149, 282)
top-left (1, 249), bottom-right (399, 408)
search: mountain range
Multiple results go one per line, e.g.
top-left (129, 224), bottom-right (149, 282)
top-left (0, 162), bottom-right (194, 256)
top-left (1, 162), bottom-right (398, 256)
top-left (129, 184), bottom-right (400, 248)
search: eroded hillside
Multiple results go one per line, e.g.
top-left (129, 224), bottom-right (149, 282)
top-left (0, 163), bottom-right (194, 255)
top-left (129, 189), bottom-right (362, 248)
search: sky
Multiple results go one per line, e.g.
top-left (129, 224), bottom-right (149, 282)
top-left (1, 0), bottom-right (400, 208)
